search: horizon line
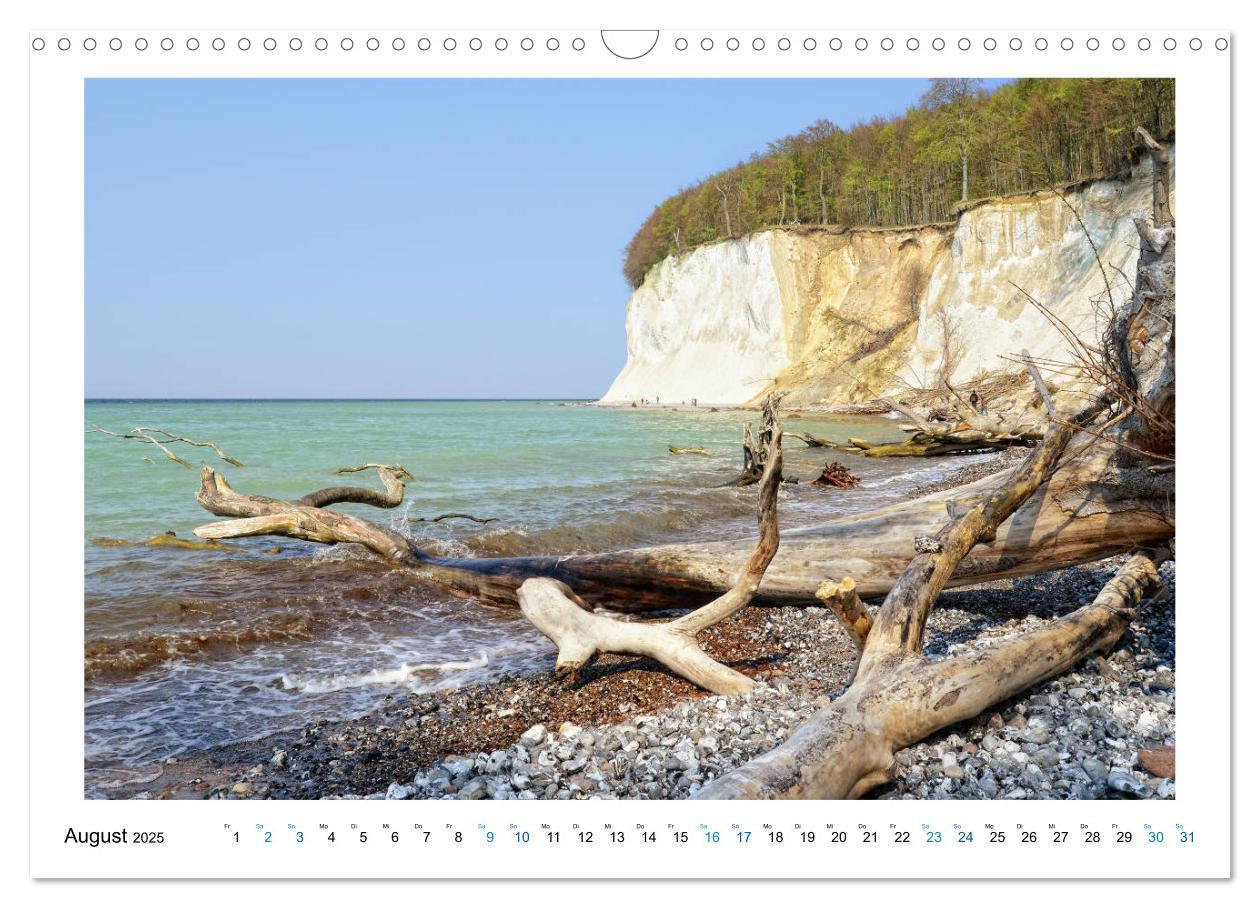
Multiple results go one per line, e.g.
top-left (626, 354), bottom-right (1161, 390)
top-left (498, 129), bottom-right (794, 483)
top-left (85, 397), bottom-right (597, 402)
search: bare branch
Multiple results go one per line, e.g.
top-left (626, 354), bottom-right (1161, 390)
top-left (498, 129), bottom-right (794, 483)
top-left (1020, 349), bottom-right (1056, 417)
top-left (410, 513), bottom-right (498, 525)
top-left (863, 394), bottom-right (1110, 659)
top-left (89, 425), bottom-right (243, 468)
top-left (517, 399), bottom-right (787, 694)
top-left (298, 465), bottom-right (415, 509)
top-left (135, 428), bottom-right (245, 467)
top-left (89, 426), bottom-right (192, 468)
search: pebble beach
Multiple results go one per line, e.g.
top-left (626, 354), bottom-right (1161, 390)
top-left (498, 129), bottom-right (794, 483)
top-left (119, 449), bottom-right (1176, 802)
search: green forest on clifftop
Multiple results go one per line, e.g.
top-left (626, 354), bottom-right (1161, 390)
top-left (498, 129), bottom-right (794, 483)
top-left (623, 77), bottom-right (1174, 287)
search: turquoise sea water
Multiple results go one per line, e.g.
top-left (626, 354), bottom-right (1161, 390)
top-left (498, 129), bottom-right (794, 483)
top-left (84, 400), bottom-right (968, 796)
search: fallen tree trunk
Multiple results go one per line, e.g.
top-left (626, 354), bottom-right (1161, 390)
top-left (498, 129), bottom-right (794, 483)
top-left (848, 427), bottom-right (1041, 458)
top-left (785, 431), bottom-right (843, 449)
top-left (193, 432), bottom-right (1172, 611)
top-left (697, 546), bottom-right (1169, 799)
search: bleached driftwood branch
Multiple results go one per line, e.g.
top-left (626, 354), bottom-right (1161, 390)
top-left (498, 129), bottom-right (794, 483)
top-left (90, 425), bottom-right (244, 468)
top-left (518, 403), bottom-right (786, 696)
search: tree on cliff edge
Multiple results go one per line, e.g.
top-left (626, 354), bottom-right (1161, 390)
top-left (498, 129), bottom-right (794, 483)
top-left (923, 78), bottom-right (983, 202)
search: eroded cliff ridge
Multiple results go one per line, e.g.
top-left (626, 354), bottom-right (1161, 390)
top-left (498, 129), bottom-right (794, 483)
top-left (602, 149), bottom-right (1174, 408)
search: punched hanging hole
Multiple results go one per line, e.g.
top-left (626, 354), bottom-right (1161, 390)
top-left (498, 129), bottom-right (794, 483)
top-left (600, 30), bottom-right (660, 60)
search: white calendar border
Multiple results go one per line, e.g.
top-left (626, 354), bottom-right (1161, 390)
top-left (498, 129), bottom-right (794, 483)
top-left (20, 6), bottom-right (1232, 882)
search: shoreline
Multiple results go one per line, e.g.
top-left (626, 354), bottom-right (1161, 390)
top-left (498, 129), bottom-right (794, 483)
top-left (107, 448), bottom-right (1175, 802)
top-left (585, 399), bottom-right (894, 416)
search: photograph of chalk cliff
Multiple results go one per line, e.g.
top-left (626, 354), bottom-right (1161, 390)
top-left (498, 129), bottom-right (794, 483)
top-left (85, 77), bottom-right (1175, 800)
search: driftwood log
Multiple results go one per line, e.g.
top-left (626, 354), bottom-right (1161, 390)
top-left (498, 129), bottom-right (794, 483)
top-left (519, 407), bottom-right (785, 695)
top-left (194, 433), bottom-right (1171, 610)
top-left (700, 545), bottom-right (1168, 799)
top-left (856, 384), bottom-right (1053, 457)
top-left (724, 397), bottom-right (780, 486)
top-left (785, 431), bottom-right (843, 449)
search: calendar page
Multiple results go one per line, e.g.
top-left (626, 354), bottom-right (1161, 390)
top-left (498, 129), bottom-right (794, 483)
top-left (18, 0), bottom-right (1235, 885)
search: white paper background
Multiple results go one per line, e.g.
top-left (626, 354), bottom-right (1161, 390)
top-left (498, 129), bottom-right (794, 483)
top-left (5, 0), bottom-right (1243, 894)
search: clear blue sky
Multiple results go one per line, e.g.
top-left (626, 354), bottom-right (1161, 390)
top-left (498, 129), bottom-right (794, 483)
top-left (86, 78), bottom-right (998, 399)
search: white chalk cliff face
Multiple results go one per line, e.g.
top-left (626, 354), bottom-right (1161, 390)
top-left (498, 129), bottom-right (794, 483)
top-left (602, 150), bottom-right (1174, 407)
top-left (602, 233), bottom-right (791, 406)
